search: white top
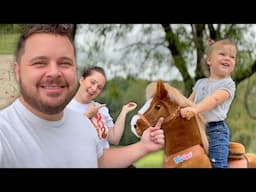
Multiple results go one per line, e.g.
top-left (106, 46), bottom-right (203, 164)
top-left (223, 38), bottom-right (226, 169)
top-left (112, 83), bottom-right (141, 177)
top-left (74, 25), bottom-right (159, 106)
top-left (0, 99), bottom-right (103, 168)
top-left (66, 99), bottom-right (114, 149)
top-left (193, 77), bottom-right (236, 122)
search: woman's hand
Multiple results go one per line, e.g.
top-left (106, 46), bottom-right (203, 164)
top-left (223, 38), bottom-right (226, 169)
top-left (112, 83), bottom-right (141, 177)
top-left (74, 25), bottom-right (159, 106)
top-left (122, 102), bottom-right (137, 113)
top-left (84, 103), bottom-right (106, 118)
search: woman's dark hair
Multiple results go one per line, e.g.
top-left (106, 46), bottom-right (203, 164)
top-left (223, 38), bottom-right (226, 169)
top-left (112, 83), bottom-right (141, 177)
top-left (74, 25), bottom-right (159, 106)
top-left (81, 66), bottom-right (106, 79)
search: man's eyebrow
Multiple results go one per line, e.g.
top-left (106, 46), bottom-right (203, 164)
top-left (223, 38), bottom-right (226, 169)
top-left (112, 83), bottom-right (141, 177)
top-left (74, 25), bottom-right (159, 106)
top-left (59, 57), bottom-right (74, 61)
top-left (30, 56), bottom-right (48, 62)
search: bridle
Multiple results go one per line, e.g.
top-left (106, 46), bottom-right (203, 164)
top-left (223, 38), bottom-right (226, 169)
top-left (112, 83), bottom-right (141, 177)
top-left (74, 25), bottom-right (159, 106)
top-left (137, 99), bottom-right (181, 127)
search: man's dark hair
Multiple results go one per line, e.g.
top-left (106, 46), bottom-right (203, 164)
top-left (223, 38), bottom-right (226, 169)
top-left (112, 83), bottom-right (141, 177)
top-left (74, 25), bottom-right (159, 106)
top-left (15, 24), bottom-right (75, 63)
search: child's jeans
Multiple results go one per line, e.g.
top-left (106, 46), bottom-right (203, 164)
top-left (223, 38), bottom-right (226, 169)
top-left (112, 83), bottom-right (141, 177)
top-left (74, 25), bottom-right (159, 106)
top-left (206, 121), bottom-right (230, 168)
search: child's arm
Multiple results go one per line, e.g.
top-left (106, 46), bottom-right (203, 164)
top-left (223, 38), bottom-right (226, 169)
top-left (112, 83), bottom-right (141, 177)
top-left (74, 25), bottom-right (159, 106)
top-left (188, 91), bottom-right (195, 102)
top-left (180, 89), bottom-right (230, 120)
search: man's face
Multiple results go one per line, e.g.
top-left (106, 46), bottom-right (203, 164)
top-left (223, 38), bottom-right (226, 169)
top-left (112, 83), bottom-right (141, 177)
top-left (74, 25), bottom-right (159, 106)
top-left (14, 33), bottom-right (77, 116)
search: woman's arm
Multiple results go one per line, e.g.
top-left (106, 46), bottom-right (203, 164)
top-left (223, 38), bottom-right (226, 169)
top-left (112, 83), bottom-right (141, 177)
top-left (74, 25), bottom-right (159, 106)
top-left (108, 102), bottom-right (137, 145)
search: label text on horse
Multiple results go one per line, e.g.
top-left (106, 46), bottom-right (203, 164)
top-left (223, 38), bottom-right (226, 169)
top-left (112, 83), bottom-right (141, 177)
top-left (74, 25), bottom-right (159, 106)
top-left (173, 152), bottom-right (192, 164)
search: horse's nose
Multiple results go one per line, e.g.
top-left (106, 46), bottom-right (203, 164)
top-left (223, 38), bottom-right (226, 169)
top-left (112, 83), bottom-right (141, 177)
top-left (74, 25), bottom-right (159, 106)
top-left (131, 115), bottom-right (140, 138)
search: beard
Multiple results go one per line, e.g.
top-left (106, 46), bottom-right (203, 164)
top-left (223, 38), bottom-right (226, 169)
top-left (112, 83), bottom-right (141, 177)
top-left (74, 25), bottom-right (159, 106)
top-left (19, 78), bottom-right (77, 115)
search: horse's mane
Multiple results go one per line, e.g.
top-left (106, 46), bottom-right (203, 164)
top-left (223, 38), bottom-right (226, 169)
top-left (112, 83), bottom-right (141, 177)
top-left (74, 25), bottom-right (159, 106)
top-left (145, 81), bottom-right (209, 153)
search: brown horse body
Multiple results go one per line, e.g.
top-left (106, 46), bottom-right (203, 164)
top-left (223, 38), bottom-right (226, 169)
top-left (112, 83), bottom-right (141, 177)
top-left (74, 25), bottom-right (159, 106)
top-left (131, 80), bottom-right (256, 168)
top-left (162, 116), bottom-right (211, 168)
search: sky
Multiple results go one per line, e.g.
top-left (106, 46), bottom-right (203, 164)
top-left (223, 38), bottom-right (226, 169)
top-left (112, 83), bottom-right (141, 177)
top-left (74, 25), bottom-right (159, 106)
top-left (75, 24), bottom-right (256, 82)
top-left (75, 24), bottom-right (185, 81)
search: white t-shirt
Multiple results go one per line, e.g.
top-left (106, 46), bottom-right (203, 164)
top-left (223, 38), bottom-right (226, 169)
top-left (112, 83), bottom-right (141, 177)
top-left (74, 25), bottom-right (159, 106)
top-left (0, 99), bottom-right (103, 168)
top-left (66, 99), bottom-right (114, 149)
top-left (193, 77), bottom-right (236, 122)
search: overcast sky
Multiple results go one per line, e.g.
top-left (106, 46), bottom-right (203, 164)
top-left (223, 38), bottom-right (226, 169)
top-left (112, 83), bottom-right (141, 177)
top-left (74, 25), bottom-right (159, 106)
top-left (75, 24), bottom-right (185, 81)
top-left (75, 24), bottom-right (256, 81)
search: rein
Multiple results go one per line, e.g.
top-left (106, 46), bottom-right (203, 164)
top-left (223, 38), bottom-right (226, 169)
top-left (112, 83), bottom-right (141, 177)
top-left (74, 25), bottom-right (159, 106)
top-left (137, 102), bottom-right (181, 127)
top-left (137, 113), bottom-right (151, 127)
top-left (163, 105), bottom-right (180, 124)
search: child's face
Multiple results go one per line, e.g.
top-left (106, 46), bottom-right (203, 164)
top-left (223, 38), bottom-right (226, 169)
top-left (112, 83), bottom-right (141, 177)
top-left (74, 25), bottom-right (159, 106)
top-left (207, 44), bottom-right (236, 78)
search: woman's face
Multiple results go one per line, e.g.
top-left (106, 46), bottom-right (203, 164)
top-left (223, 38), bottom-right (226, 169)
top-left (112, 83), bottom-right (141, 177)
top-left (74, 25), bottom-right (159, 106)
top-left (78, 71), bottom-right (106, 103)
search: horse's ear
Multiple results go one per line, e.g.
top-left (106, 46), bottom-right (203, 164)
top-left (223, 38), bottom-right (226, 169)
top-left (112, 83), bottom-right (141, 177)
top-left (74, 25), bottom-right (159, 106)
top-left (156, 80), bottom-right (168, 99)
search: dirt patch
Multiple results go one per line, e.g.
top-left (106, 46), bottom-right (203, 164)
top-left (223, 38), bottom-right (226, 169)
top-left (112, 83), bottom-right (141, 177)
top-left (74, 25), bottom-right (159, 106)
top-left (0, 55), bottom-right (19, 109)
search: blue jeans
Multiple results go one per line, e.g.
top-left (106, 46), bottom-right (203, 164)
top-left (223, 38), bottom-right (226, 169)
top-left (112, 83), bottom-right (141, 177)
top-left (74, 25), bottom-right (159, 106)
top-left (206, 121), bottom-right (229, 168)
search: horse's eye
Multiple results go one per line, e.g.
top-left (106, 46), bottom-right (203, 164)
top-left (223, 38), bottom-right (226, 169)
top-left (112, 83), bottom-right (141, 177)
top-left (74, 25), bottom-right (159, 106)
top-left (155, 104), bottom-right (161, 110)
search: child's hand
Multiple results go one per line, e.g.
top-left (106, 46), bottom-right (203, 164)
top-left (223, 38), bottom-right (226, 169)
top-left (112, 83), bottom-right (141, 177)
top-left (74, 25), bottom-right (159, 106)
top-left (180, 107), bottom-right (196, 120)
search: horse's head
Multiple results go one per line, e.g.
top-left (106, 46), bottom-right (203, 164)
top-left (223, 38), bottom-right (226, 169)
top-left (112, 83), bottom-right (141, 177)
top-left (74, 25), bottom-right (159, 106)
top-left (131, 80), bottom-right (180, 137)
top-left (131, 80), bottom-right (211, 168)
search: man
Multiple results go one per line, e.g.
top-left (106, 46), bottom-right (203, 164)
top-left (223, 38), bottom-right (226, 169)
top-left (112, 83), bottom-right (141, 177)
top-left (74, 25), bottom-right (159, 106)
top-left (0, 24), bottom-right (164, 168)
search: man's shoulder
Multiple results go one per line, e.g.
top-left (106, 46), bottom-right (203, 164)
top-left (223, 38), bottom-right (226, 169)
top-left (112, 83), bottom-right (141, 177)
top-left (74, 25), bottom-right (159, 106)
top-left (0, 101), bottom-right (16, 119)
top-left (65, 107), bottom-right (92, 124)
top-left (65, 107), bottom-right (84, 117)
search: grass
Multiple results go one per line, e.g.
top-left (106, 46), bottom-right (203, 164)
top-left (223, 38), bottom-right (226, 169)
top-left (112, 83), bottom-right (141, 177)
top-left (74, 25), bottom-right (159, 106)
top-left (0, 33), bottom-right (19, 54)
top-left (134, 150), bottom-right (164, 168)
top-left (110, 145), bottom-right (164, 168)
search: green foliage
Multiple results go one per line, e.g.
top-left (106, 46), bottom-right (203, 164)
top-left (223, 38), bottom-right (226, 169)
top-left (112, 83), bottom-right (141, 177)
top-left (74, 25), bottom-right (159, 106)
top-left (228, 74), bottom-right (256, 153)
top-left (99, 76), bottom-right (256, 167)
top-left (96, 77), bottom-right (188, 148)
top-left (96, 76), bottom-right (149, 145)
top-left (0, 33), bottom-right (19, 54)
top-left (0, 24), bottom-right (27, 55)
top-left (0, 24), bottom-right (18, 33)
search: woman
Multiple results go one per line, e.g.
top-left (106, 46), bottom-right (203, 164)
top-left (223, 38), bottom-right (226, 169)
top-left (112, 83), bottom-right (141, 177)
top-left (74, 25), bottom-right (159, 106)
top-left (67, 66), bottom-right (137, 149)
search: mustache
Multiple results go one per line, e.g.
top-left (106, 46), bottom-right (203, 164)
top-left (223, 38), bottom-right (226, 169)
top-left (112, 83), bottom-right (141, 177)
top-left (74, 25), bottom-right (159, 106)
top-left (39, 78), bottom-right (68, 87)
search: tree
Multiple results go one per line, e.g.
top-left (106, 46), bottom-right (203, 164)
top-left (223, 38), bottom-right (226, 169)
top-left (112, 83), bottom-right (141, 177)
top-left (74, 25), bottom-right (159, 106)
top-left (0, 24), bottom-right (26, 34)
top-left (73, 24), bottom-right (256, 148)
top-left (74, 24), bottom-right (256, 107)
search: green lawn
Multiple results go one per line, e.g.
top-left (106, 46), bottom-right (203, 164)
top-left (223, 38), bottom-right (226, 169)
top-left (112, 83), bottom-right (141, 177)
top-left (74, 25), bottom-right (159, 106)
top-left (0, 33), bottom-right (19, 54)
top-left (134, 150), bottom-right (164, 168)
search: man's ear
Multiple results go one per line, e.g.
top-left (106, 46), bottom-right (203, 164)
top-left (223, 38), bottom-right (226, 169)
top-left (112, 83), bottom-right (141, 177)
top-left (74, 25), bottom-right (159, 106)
top-left (14, 63), bottom-right (20, 82)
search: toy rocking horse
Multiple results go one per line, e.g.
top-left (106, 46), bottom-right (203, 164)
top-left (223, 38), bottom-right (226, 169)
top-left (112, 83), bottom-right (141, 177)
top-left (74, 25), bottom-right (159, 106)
top-left (131, 80), bottom-right (256, 168)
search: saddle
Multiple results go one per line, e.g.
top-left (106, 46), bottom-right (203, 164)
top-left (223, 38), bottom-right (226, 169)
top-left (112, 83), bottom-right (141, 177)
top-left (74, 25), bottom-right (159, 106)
top-left (228, 141), bottom-right (248, 168)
